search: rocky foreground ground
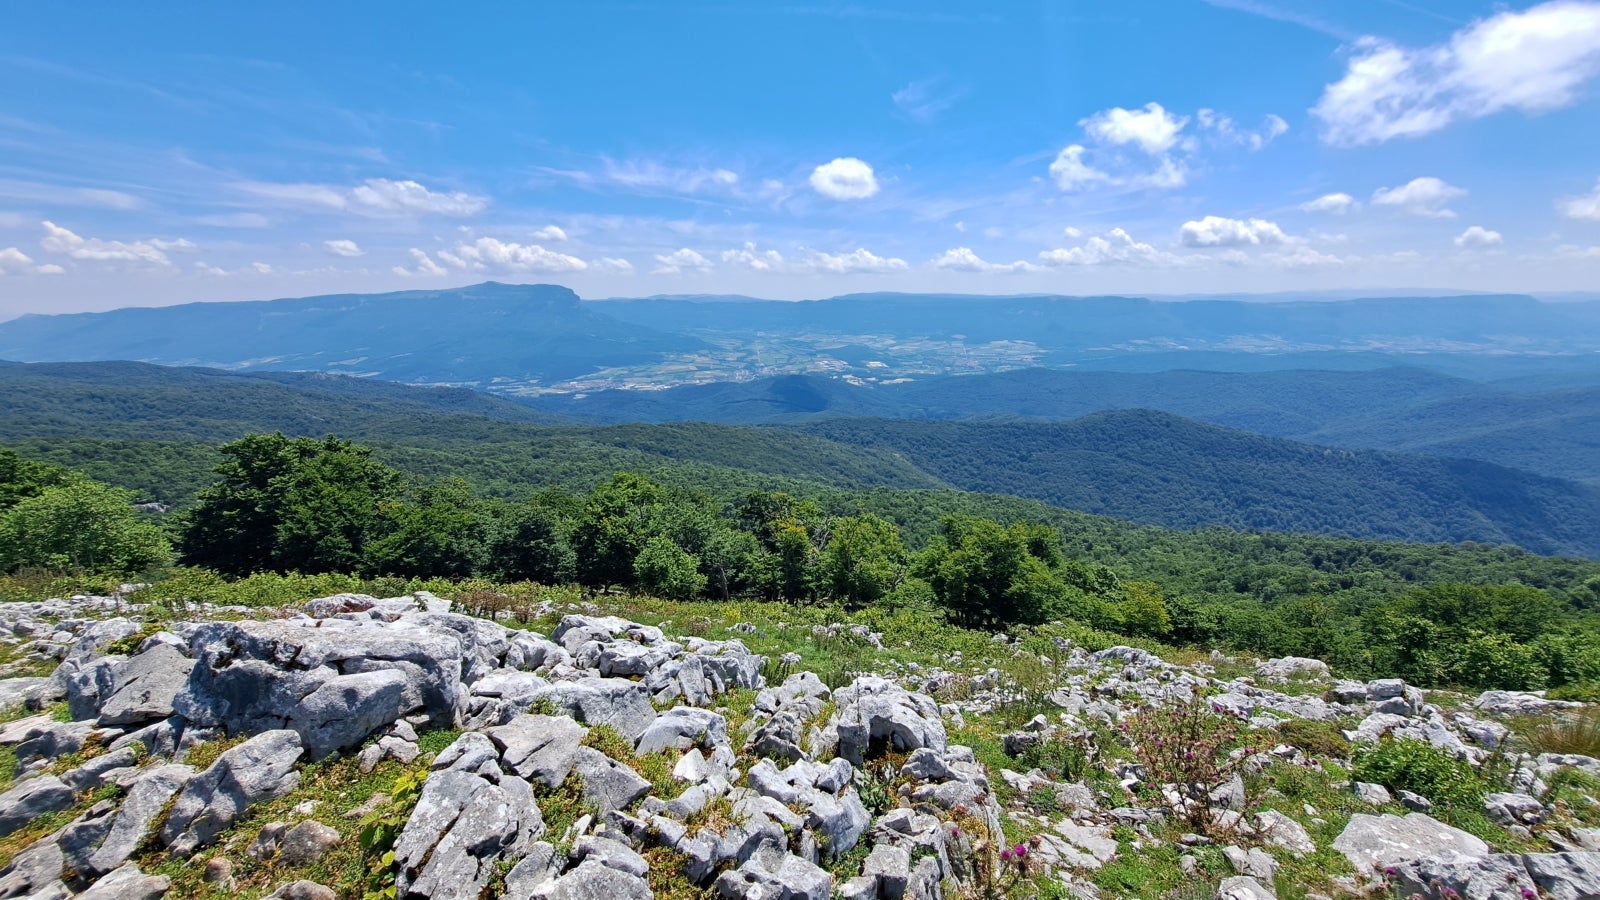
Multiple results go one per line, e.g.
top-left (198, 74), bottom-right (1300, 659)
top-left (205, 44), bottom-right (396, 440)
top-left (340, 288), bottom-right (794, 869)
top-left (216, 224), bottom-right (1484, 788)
top-left (0, 592), bottom-right (1593, 900)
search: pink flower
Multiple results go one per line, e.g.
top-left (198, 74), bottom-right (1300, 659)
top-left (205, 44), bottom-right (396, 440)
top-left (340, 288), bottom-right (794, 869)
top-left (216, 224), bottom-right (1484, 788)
top-left (1000, 848), bottom-right (1013, 861)
top-left (1520, 890), bottom-right (1537, 900)
top-left (1013, 845), bottom-right (1028, 859)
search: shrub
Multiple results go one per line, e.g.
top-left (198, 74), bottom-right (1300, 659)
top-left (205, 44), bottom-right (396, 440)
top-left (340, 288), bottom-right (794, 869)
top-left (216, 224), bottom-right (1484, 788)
top-left (1014, 730), bottom-right (1094, 782)
top-left (1119, 686), bottom-right (1254, 831)
top-left (1273, 718), bottom-right (1352, 760)
top-left (1352, 737), bottom-right (1485, 808)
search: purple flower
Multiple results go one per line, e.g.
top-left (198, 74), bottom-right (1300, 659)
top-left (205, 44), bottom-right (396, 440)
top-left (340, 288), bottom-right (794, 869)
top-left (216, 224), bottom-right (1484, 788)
top-left (1521, 890), bottom-right (1537, 900)
top-left (1000, 848), bottom-right (1013, 861)
top-left (1014, 845), bottom-right (1028, 859)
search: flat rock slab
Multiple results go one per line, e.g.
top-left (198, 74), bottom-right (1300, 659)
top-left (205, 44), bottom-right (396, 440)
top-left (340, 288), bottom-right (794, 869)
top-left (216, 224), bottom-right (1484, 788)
top-left (1333, 812), bottom-right (1489, 872)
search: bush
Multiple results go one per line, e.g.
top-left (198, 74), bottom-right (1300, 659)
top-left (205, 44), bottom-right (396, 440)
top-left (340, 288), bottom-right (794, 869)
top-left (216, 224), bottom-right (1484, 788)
top-left (1272, 718), bottom-right (1352, 760)
top-left (1352, 737), bottom-right (1485, 808)
top-left (1119, 686), bottom-right (1254, 831)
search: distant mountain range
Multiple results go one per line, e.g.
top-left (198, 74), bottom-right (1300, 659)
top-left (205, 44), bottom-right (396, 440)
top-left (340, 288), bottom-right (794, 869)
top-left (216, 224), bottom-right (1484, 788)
top-left (3, 283), bottom-right (1599, 393)
top-left (528, 368), bottom-right (1600, 486)
top-left (3, 359), bottom-right (1598, 557)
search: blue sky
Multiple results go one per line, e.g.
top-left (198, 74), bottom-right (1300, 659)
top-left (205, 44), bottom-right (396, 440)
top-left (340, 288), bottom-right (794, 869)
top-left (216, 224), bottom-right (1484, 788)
top-left (3, 0), bottom-right (1600, 315)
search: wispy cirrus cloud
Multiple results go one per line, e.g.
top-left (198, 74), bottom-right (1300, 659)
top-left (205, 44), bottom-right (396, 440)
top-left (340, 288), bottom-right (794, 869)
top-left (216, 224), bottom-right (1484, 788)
top-left (237, 177), bottom-right (488, 217)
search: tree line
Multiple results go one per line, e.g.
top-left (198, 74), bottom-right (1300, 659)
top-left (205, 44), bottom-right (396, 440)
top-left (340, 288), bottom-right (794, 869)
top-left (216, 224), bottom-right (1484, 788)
top-left (4, 435), bottom-right (1598, 693)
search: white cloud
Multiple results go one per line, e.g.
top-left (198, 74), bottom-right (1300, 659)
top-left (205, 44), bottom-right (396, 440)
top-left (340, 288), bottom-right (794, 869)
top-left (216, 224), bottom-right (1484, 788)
top-left (892, 77), bottom-right (963, 123)
top-left (0, 247), bottom-right (33, 274)
top-left (1081, 103), bottom-right (1188, 154)
top-left (1063, 226), bottom-right (1083, 239)
top-left (802, 247), bottom-right (908, 274)
top-left (394, 248), bottom-right (448, 277)
top-left (250, 262), bottom-right (274, 274)
top-left (1371, 177), bottom-right (1466, 218)
top-left (1262, 245), bottom-right (1345, 268)
top-left (532, 225), bottom-right (568, 241)
top-left (602, 160), bottom-right (739, 195)
top-left (39, 221), bottom-right (191, 266)
top-left (0, 182), bottom-right (142, 210)
top-left (722, 242), bottom-right (786, 271)
top-left (1300, 192), bottom-right (1358, 215)
top-left (240, 177), bottom-right (487, 217)
top-left (809, 158), bottom-right (880, 200)
top-left (197, 213), bottom-right (272, 228)
top-left (1038, 228), bottom-right (1186, 267)
top-left (449, 237), bottom-right (588, 272)
top-left (591, 257), bottom-right (634, 273)
top-left (1197, 109), bottom-right (1289, 150)
top-left (1048, 145), bottom-right (1110, 191)
top-left (652, 248), bottom-right (714, 274)
top-left (1179, 216), bottom-right (1289, 247)
top-left (718, 243), bottom-right (908, 274)
top-left (35, 264), bottom-right (63, 275)
top-left (324, 239), bottom-right (364, 257)
top-left (194, 261), bottom-right (229, 277)
top-left (1555, 244), bottom-right (1600, 258)
top-left (1559, 179), bottom-right (1600, 220)
top-left (932, 247), bottom-right (1037, 273)
top-left (1455, 225), bottom-right (1504, 248)
top-left (1312, 1), bottom-right (1600, 145)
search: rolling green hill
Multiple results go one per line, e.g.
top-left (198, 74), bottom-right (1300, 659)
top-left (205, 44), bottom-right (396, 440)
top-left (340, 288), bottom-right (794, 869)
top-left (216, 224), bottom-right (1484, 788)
top-left (3, 359), bottom-right (1597, 557)
top-left (792, 411), bottom-right (1600, 558)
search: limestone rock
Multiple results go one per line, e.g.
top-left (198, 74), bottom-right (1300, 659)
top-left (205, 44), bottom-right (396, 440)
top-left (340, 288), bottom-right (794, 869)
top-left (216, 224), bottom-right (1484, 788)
top-left (0, 775), bottom-right (74, 837)
top-left (1215, 876), bottom-right (1277, 900)
top-left (278, 820), bottom-right (341, 866)
top-left (1332, 812), bottom-right (1489, 872)
top-left (76, 863), bottom-right (170, 900)
top-left (96, 644), bottom-right (194, 727)
top-left (160, 730), bottom-right (305, 857)
top-left (488, 714), bottom-right (589, 788)
top-left (830, 676), bottom-right (947, 766)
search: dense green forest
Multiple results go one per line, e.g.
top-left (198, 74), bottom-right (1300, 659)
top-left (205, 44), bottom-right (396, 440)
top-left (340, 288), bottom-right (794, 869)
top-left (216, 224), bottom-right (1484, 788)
top-left (4, 438), bottom-right (1598, 695)
top-left (5, 360), bottom-right (1598, 555)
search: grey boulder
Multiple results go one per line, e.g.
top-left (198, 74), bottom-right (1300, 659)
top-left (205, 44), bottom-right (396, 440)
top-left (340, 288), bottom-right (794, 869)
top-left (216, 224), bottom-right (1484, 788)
top-left (1332, 812), bottom-right (1489, 872)
top-left (160, 730), bottom-right (304, 857)
top-left (96, 644), bottom-right (194, 728)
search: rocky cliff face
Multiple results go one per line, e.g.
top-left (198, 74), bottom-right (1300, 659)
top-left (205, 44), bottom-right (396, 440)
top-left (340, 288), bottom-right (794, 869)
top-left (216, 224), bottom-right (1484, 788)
top-left (0, 592), bottom-right (1593, 899)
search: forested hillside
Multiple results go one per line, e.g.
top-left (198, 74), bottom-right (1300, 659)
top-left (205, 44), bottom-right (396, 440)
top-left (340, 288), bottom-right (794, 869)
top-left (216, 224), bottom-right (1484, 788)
top-left (4, 359), bottom-right (1597, 556)
top-left (794, 412), bottom-right (1600, 557)
top-left (533, 367), bottom-right (1600, 484)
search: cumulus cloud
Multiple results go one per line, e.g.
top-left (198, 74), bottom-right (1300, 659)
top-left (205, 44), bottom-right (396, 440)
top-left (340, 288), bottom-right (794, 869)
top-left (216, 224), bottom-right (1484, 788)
top-left (532, 225), bottom-right (568, 241)
top-left (1050, 103), bottom-right (1203, 191)
top-left (719, 243), bottom-right (908, 274)
top-left (1262, 246), bottom-right (1345, 268)
top-left (448, 237), bottom-right (588, 272)
top-left (722, 242), bottom-right (786, 271)
top-left (1082, 102), bottom-right (1188, 155)
top-left (1372, 177), bottom-right (1466, 218)
top-left (809, 158), bottom-right (880, 200)
top-left (591, 257), bottom-right (635, 273)
top-left (0, 247), bottom-right (36, 275)
top-left (932, 247), bottom-right (1037, 273)
top-left (1196, 110), bottom-right (1289, 150)
top-left (1312, 1), bottom-right (1600, 145)
top-left (803, 247), bottom-right (908, 274)
top-left (1048, 145), bottom-right (1110, 191)
top-left (240, 177), bottom-right (487, 217)
top-left (324, 239), bottom-right (364, 257)
top-left (1455, 225), bottom-right (1504, 248)
top-left (1179, 216), bottom-right (1289, 247)
top-left (39, 221), bottom-right (192, 266)
top-left (1037, 228), bottom-right (1185, 267)
top-left (393, 248), bottom-right (448, 277)
top-left (1300, 192), bottom-right (1358, 215)
top-left (652, 248), bottom-right (714, 274)
top-left (1559, 179), bottom-right (1600, 220)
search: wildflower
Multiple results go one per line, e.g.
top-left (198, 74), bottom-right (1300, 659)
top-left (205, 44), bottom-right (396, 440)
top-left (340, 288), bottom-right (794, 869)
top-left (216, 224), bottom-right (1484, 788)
top-left (1013, 844), bottom-right (1028, 859)
top-left (1521, 890), bottom-right (1537, 899)
top-left (1000, 848), bottom-right (1014, 861)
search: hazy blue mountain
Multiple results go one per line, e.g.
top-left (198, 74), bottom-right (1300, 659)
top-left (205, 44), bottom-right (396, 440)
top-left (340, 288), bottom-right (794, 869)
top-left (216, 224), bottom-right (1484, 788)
top-left (0, 282), bottom-right (703, 386)
top-left (529, 367), bottom-right (1600, 484)
top-left (4, 285), bottom-right (1599, 395)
